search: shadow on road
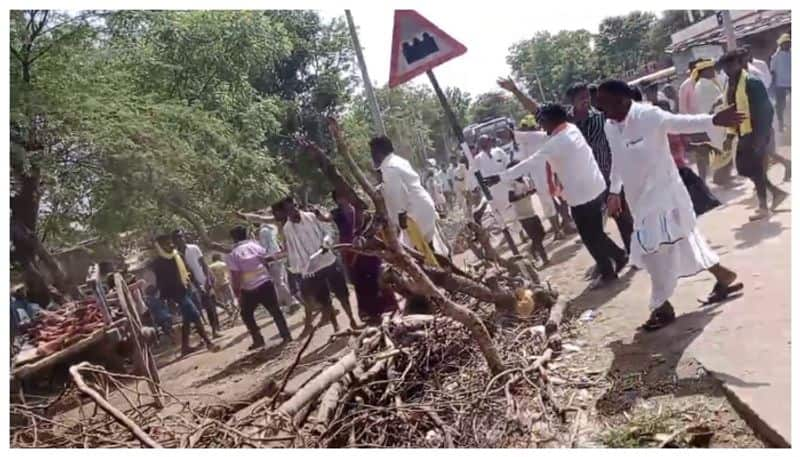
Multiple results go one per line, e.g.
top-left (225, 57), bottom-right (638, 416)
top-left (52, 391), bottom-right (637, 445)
top-left (732, 219), bottom-right (788, 249)
top-left (595, 297), bottom-right (754, 416)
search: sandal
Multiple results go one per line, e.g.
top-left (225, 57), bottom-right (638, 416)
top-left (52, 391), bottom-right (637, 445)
top-left (640, 302), bottom-right (676, 331)
top-left (698, 282), bottom-right (743, 306)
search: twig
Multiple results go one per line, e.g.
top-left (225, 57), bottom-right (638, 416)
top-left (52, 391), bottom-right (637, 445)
top-left (271, 324), bottom-right (319, 409)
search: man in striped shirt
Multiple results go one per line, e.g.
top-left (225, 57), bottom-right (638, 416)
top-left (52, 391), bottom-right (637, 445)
top-left (278, 197), bottom-right (359, 332)
top-left (566, 83), bottom-right (634, 256)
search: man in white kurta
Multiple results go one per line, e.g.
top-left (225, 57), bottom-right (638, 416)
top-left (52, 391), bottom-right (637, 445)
top-left (369, 136), bottom-right (448, 257)
top-left (597, 80), bottom-right (743, 330)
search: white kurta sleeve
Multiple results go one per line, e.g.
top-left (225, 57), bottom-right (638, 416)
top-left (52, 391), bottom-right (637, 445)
top-left (382, 167), bottom-right (409, 221)
top-left (651, 108), bottom-right (715, 135)
top-left (501, 153), bottom-right (542, 182)
top-left (605, 124), bottom-right (624, 194)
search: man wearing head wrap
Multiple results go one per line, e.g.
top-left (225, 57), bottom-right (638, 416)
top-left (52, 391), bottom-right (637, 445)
top-left (771, 33), bottom-right (791, 133)
top-left (678, 59), bottom-right (703, 114)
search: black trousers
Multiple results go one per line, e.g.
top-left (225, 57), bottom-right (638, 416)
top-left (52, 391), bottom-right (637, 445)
top-left (240, 281), bottom-right (291, 345)
top-left (198, 289), bottom-right (220, 332)
top-left (520, 216), bottom-right (547, 262)
top-left (571, 194), bottom-right (627, 279)
top-left (602, 189), bottom-right (633, 254)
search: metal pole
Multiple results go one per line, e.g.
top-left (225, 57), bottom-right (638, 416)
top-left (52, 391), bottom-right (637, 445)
top-left (345, 10), bottom-right (386, 136)
top-left (720, 10), bottom-right (737, 50)
top-left (425, 69), bottom-right (521, 257)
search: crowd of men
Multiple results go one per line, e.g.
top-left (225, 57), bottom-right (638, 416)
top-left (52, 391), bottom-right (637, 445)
top-left (139, 34), bottom-right (791, 357)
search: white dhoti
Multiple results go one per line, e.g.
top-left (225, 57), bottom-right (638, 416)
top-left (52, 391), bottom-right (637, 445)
top-left (631, 189), bottom-right (719, 309)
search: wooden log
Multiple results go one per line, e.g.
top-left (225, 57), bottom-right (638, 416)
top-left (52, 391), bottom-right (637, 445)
top-left (277, 351), bottom-right (358, 418)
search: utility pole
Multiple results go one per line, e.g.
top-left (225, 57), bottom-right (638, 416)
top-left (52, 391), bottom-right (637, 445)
top-left (345, 10), bottom-right (386, 136)
top-left (719, 10), bottom-right (737, 50)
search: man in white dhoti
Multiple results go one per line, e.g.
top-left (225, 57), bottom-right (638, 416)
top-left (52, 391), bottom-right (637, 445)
top-left (369, 136), bottom-right (449, 261)
top-left (596, 80), bottom-right (745, 331)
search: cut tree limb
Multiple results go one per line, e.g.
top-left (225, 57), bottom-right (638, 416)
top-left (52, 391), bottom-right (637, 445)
top-left (68, 362), bottom-right (162, 448)
top-left (327, 117), bottom-right (505, 375)
top-left (278, 351), bottom-right (358, 418)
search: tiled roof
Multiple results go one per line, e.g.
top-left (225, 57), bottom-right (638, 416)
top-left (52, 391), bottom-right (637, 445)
top-left (666, 10), bottom-right (790, 54)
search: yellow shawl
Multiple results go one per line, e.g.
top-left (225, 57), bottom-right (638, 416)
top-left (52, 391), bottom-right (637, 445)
top-left (154, 242), bottom-right (192, 287)
top-left (727, 70), bottom-right (752, 136)
top-left (405, 217), bottom-right (439, 267)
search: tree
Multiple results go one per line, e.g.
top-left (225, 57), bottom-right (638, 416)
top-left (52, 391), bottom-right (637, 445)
top-left (468, 91), bottom-right (526, 124)
top-left (9, 10), bottom-right (358, 299)
top-left (507, 30), bottom-right (600, 103)
top-left (595, 11), bottom-right (659, 79)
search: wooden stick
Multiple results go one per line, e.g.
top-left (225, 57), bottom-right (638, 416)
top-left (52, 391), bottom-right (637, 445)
top-left (278, 351), bottom-right (358, 418)
top-left (270, 324), bottom-right (318, 409)
top-left (68, 362), bottom-right (162, 448)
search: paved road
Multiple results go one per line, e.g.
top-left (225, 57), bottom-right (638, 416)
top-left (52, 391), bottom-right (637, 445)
top-left (522, 156), bottom-right (792, 447)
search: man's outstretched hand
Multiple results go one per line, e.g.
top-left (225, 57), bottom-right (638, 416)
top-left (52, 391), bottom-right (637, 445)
top-left (497, 76), bottom-right (518, 93)
top-left (712, 104), bottom-right (746, 128)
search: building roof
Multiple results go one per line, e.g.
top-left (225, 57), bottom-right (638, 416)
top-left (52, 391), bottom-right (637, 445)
top-left (666, 10), bottom-right (790, 54)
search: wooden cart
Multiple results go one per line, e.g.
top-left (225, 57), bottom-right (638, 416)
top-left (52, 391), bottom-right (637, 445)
top-left (11, 273), bottom-right (163, 407)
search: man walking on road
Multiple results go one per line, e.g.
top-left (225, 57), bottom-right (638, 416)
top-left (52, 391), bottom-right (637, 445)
top-left (485, 104), bottom-right (628, 289)
top-left (227, 225), bottom-right (292, 350)
top-left (279, 197), bottom-right (360, 332)
top-left (258, 222), bottom-right (295, 310)
top-left (718, 49), bottom-right (789, 221)
top-left (596, 80), bottom-right (744, 331)
top-left (172, 230), bottom-right (221, 338)
top-left (150, 234), bottom-right (218, 356)
top-left (771, 34), bottom-right (791, 133)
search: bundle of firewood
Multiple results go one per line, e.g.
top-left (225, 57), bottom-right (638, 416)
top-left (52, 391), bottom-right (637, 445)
top-left (22, 302), bottom-right (109, 357)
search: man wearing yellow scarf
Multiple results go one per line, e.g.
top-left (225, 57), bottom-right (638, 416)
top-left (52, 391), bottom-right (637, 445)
top-left (151, 234), bottom-right (217, 356)
top-left (718, 49), bottom-right (789, 221)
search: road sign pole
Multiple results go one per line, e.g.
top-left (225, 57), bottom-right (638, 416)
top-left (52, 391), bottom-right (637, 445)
top-left (345, 10), bottom-right (387, 136)
top-left (425, 69), bottom-right (521, 257)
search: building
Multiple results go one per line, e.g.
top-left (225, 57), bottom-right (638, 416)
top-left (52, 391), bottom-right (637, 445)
top-left (666, 10), bottom-right (791, 77)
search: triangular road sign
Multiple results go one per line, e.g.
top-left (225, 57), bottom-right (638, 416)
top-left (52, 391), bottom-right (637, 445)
top-left (388, 10), bottom-right (467, 88)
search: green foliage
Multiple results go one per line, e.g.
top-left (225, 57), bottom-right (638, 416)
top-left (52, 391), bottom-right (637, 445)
top-left (595, 11), bottom-right (659, 78)
top-left (507, 30), bottom-right (600, 102)
top-left (9, 9), bottom-right (353, 248)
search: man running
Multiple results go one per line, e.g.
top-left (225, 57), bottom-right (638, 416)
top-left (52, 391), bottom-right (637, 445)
top-left (596, 79), bottom-right (744, 330)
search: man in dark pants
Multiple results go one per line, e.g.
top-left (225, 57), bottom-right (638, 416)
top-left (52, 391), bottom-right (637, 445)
top-left (486, 103), bottom-right (628, 288)
top-left (718, 49), bottom-right (789, 221)
top-left (227, 225), bottom-right (292, 350)
top-left (566, 82), bottom-right (634, 255)
top-left (172, 230), bottom-right (221, 338)
top-left (150, 234), bottom-right (217, 356)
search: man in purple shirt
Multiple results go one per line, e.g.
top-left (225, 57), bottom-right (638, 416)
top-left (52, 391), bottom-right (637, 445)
top-left (226, 225), bottom-right (292, 350)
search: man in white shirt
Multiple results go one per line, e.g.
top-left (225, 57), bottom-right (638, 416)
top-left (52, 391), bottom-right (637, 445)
top-left (743, 45), bottom-right (772, 90)
top-left (258, 222), bottom-right (294, 310)
top-left (770, 34), bottom-right (791, 132)
top-left (453, 156), bottom-right (470, 213)
top-left (279, 197), bottom-right (358, 332)
top-left (369, 136), bottom-right (449, 258)
top-left (691, 59), bottom-right (727, 180)
top-left (172, 229), bottom-right (221, 338)
top-left (486, 104), bottom-right (628, 288)
top-left (471, 134), bottom-right (513, 225)
top-left (678, 59), bottom-right (702, 114)
top-left (596, 79), bottom-right (744, 331)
